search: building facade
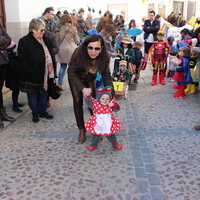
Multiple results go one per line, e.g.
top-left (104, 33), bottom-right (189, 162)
top-left (1, 0), bottom-right (200, 44)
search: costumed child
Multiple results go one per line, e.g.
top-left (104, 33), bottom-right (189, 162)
top-left (184, 47), bottom-right (199, 93)
top-left (172, 46), bottom-right (192, 98)
top-left (84, 86), bottom-right (122, 151)
top-left (132, 41), bottom-right (144, 84)
top-left (5, 41), bottom-right (24, 113)
top-left (113, 60), bottom-right (130, 82)
top-left (116, 36), bottom-right (135, 76)
top-left (149, 31), bottom-right (171, 85)
top-left (166, 50), bottom-right (179, 82)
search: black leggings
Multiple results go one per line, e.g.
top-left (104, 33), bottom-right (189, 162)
top-left (68, 79), bottom-right (96, 129)
top-left (0, 65), bottom-right (7, 108)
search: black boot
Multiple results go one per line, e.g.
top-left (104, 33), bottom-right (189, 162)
top-left (0, 107), bottom-right (15, 122)
top-left (0, 114), bottom-right (4, 128)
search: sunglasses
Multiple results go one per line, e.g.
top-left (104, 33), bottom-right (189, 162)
top-left (87, 46), bottom-right (101, 51)
top-left (39, 29), bottom-right (46, 33)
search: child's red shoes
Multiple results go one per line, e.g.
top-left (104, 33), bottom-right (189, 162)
top-left (113, 144), bottom-right (123, 150)
top-left (87, 146), bottom-right (98, 150)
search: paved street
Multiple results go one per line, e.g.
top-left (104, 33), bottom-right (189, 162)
top-left (0, 63), bottom-right (200, 200)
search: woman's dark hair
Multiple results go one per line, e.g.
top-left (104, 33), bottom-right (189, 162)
top-left (128, 19), bottom-right (136, 29)
top-left (72, 34), bottom-right (110, 73)
top-left (120, 42), bottom-right (132, 49)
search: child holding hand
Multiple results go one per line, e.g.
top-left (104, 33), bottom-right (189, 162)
top-left (84, 86), bottom-right (122, 151)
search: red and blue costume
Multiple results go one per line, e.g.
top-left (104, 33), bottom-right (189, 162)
top-left (172, 57), bottom-right (192, 98)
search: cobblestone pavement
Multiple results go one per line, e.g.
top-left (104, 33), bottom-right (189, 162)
top-left (0, 65), bottom-right (200, 200)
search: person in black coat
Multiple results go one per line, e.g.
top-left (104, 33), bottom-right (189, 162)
top-left (132, 41), bottom-right (144, 83)
top-left (18, 18), bottom-right (56, 123)
top-left (5, 41), bottom-right (24, 113)
top-left (141, 11), bottom-right (160, 70)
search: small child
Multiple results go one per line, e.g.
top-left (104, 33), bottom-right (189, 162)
top-left (85, 86), bottom-right (122, 150)
top-left (132, 41), bottom-right (143, 83)
top-left (113, 60), bottom-right (130, 82)
top-left (5, 41), bottom-right (24, 113)
top-left (172, 46), bottom-right (192, 98)
top-left (184, 48), bottom-right (198, 93)
top-left (149, 31), bottom-right (171, 85)
top-left (166, 50), bottom-right (179, 81)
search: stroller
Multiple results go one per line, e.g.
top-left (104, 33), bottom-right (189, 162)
top-left (112, 59), bottom-right (131, 99)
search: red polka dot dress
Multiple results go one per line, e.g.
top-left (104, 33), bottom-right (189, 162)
top-left (85, 98), bottom-right (121, 136)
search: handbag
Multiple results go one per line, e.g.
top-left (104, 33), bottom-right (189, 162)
top-left (48, 79), bottom-right (62, 100)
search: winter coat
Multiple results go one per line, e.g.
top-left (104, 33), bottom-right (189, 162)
top-left (143, 19), bottom-right (160, 41)
top-left (0, 23), bottom-right (11, 66)
top-left (55, 24), bottom-right (79, 64)
top-left (17, 32), bottom-right (56, 93)
top-left (5, 52), bottom-right (20, 90)
top-left (133, 48), bottom-right (143, 65)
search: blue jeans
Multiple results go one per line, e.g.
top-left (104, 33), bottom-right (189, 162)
top-left (58, 63), bottom-right (67, 85)
top-left (27, 91), bottom-right (48, 115)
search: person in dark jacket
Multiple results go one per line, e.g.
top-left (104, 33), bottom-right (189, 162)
top-left (141, 10), bottom-right (160, 70)
top-left (67, 34), bottom-right (113, 144)
top-left (5, 41), bottom-right (24, 113)
top-left (0, 23), bottom-right (15, 128)
top-left (132, 41), bottom-right (144, 83)
top-left (18, 18), bottom-right (56, 123)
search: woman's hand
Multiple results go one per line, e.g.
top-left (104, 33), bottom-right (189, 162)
top-left (82, 88), bottom-right (92, 96)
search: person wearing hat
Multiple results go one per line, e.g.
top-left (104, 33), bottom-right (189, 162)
top-left (5, 41), bottom-right (24, 113)
top-left (84, 86), bottom-right (122, 150)
top-left (117, 36), bottom-right (135, 64)
top-left (149, 31), bottom-right (171, 85)
top-left (113, 60), bottom-right (130, 82)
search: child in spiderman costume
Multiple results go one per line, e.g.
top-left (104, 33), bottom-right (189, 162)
top-left (149, 31), bottom-right (171, 85)
top-left (84, 86), bottom-right (122, 151)
top-left (172, 46), bottom-right (192, 98)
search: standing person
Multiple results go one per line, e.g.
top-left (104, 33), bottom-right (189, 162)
top-left (85, 86), bottom-right (122, 150)
top-left (85, 13), bottom-right (94, 31)
top-left (40, 7), bottom-right (56, 33)
top-left (18, 18), bottom-right (56, 123)
top-left (5, 41), bottom-right (24, 113)
top-left (77, 8), bottom-right (87, 44)
top-left (55, 14), bottom-right (79, 91)
top-left (67, 34), bottom-right (113, 144)
top-left (149, 31), bottom-right (171, 85)
top-left (127, 19), bottom-right (142, 42)
top-left (172, 46), bottom-right (192, 98)
top-left (0, 23), bottom-right (15, 128)
top-left (132, 41), bottom-right (144, 83)
top-left (142, 10), bottom-right (160, 70)
top-left (40, 7), bottom-right (59, 108)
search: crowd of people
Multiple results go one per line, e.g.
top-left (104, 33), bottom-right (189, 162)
top-left (1, 6), bottom-right (200, 149)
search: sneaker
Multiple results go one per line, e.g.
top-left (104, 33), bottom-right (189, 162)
top-left (12, 107), bottom-right (23, 113)
top-left (113, 144), bottom-right (123, 150)
top-left (87, 146), bottom-right (98, 150)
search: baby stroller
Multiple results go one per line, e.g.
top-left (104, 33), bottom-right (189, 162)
top-left (112, 60), bottom-right (130, 99)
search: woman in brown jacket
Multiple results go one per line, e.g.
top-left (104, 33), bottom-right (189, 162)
top-left (68, 34), bottom-right (113, 143)
top-left (55, 14), bottom-right (79, 91)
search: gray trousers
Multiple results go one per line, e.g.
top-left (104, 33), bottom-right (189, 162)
top-left (90, 134), bottom-right (118, 147)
